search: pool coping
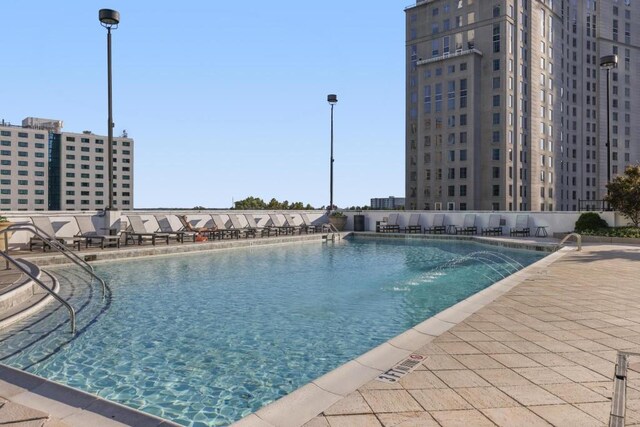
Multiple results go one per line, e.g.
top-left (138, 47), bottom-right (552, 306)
top-left (0, 362), bottom-right (180, 426)
top-left (232, 239), bottom-right (571, 427)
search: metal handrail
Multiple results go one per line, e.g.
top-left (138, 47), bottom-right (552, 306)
top-left (1, 224), bottom-right (108, 298)
top-left (559, 232), bottom-right (582, 251)
top-left (0, 253), bottom-right (75, 334)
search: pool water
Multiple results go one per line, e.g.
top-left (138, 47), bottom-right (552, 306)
top-left (0, 238), bottom-right (545, 426)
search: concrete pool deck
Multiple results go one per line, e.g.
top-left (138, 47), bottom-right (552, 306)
top-left (2, 236), bottom-right (640, 426)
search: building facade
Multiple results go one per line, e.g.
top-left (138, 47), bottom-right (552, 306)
top-left (0, 118), bottom-right (133, 211)
top-left (405, 0), bottom-right (639, 211)
top-left (370, 196), bottom-right (406, 210)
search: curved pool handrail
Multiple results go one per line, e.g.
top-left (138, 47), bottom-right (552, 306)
top-left (0, 252), bottom-right (76, 334)
top-left (559, 233), bottom-right (582, 251)
top-left (1, 224), bottom-right (109, 298)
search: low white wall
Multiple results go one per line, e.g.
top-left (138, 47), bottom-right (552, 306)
top-left (339, 210), bottom-right (617, 235)
top-left (1, 210), bottom-right (329, 250)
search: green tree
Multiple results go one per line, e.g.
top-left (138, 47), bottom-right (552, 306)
top-left (606, 164), bottom-right (640, 227)
top-left (233, 196), bottom-right (266, 210)
top-left (234, 196), bottom-right (314, 210)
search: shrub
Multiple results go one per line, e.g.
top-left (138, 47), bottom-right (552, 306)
top-left (574, 212), bottom-right (608, 232)
top-left (0, 215), bottom-right (8, 223)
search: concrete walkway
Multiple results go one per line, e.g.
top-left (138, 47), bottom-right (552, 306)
top-left (304, 244), bottom-right (640, 426)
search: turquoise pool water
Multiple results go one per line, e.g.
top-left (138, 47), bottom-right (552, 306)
top-left (0, 238), bottom-right (545, 426)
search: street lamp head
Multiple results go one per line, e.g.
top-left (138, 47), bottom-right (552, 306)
top-left (327, 94), bottom-right (338, 105)
top-left (99, 9), bottom-right (120, 29)
top-left (600, 54), bottom-right (618, 69)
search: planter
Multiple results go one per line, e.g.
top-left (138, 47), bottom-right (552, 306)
top-left (0, 222), bottom-right (13, 252)
top-left (328, 216), bottom-right (347, 231)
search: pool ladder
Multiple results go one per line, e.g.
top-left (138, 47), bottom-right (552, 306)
top-left (1, 224), bottom-right (110, 334)
top-left (323, 223), bottom-right (341, 241)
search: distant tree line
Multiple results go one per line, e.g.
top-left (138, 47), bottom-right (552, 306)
top-left (232, 196), bottom-right (314, 210)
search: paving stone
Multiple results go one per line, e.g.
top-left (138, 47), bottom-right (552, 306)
top-left (453, 387), bottom-right (519, 409)
top-left (398, 371), bottom-right (447, 390)
top-left (529, 404), bottom-right (603, 426)
top-left (432, 370), bottom-right (491, 388)
top-left (436, 342), bottom-right (483, 355)
top-left (468, 341), bottom-right (516, 355)
top-left (360, 390), bottom-right (422, 413)
top-left (408, 388), bottom-right (471, 411)
top-left (502, 341), bottom-right (548, 354)
top-left (475, 369), bottom-right (532, 387)
top-left (498, 384), bottom-right (564, 406)
top-left (481, 406), bottom-right (551, 426)
top-left (542, 383), bottom-right (609, 403)
top-left (513, 367), bottom-right (574, 385)
top-left (0, 401), bottom-right (48, 423)
top-left (421, 355), bottom-right (466, 371)
top-left (573, 402), bottom-right (614, 424)
top-left (429, 409), bottom-right (495, 427)
top-left (550, 365), bottom-right (610, 383)
top-left (452, 354), bottom-right (505, 370)
top-left (303, 417), bottom-right (330, 427)
top-left (323, 392), bottom-right (371, 416)
top-left (376, 411), bottom-right (439, 427)
top-left (489, 353), bottom-right (541, 369)
top-left (325, 414), bottom-right (382, 427)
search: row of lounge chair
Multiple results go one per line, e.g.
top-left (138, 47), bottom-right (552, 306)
top-left (26, 213), bottom-right (327, 251)
top-left (378, 213), bottom-right (531, 236)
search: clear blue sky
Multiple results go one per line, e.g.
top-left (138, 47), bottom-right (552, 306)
top-left (1, 1), bottom-right (406, 209)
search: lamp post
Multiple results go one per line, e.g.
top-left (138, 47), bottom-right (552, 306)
top-left (99, 9), bottom-right (120, 210)
top-left (327, 94), bottom-right (337, 212)
top-left (600, 54), bottom-right (617, 196)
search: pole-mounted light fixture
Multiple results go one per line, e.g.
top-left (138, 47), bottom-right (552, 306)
top-left (99, 9), bottom-right (120, 210)
top-left (327, 94), bottom-right (338, 212)
top-left (600, 54), bottom-right (617, 198)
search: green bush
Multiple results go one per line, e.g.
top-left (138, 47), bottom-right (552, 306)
top-left (580, 227), bottom-right (640, 238)
top-left (575, 212), bottom-right (608, 232)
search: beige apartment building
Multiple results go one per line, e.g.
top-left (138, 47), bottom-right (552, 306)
top-left (0, 117), bottom-right (133, 211)
top-left (405, 0), bottom-right (640, 211)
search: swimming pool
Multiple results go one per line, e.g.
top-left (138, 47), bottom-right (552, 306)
top-left (0, 238), bottom-right (545, 426)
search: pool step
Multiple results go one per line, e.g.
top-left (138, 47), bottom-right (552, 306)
top-left (0, 260), bottom-right (57, 329)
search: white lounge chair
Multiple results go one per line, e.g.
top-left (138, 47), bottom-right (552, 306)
top-left (379, 213), bottom-right (400, 233)
top-left (126, 215), bottom-right (170, 246)
top-left (155, 215), bottom-right (196, 243)
top-left (244, 214), bottom-right (276, 237)
top-left (457, 214), bottom-right (477, 235)
top-left (510, 215), bottom-right (530, 237)
top-left (29, 217), bottom-right (82, 251)
top-left (75, 216), bottom-right (121, 249)
top-left (209, 214), bottom-right (240, 239)
top-left (424, 214), bottom-right (446, 234)
top-left (402, 214), bottom-right (422, 233)
top-left (228, 214), bottom-right (257, 238)
top-left (481, 214), bottom-right (502, 236)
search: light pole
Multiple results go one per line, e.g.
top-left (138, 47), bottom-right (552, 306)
top-left (327, 94), bottom-right (337, 211)
top-left (600, 54), bottom-right (617, 196)
top-left (99, 9), bottom-right (120, 210)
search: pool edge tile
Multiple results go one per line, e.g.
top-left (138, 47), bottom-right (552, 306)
top-left (230, 413), bottom-right (275, 427)
top-left (312, 360), bottom-right (381, 396)
top-left (388, 329), bottom-right (436, 351)
top-left (255, 383), bottom-right (342, 427)
top-left (356, 343), bottom-right (412, 371)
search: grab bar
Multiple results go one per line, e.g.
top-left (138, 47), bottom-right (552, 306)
top-left (0, 253), bottom-right (75, 334)
top-left (1, 224), bottom-right (108, 298)
top-left (559, 232), bottom-right (582, 251)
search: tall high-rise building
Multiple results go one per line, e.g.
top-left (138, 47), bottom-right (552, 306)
top-left (0, 117), bottom-right (133, 211)
top-left (405, 0), bottom-right (640, 212)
